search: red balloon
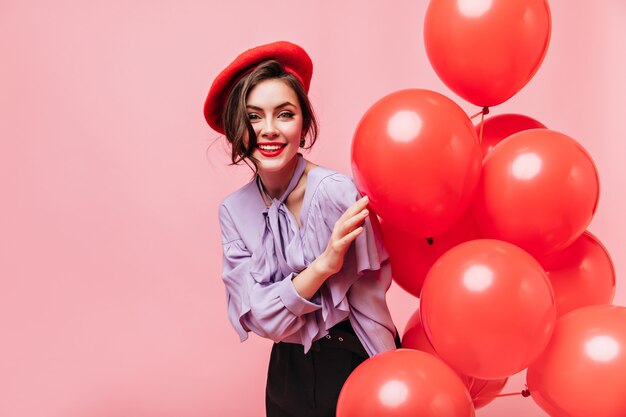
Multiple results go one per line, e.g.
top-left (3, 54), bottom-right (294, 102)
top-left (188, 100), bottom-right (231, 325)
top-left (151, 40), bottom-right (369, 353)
top-left (402, 308), bottom-right (438, 354)
top-left (469, 378), bottom-right (508, 409)
top-left (403, 308), bottom-right (472, 387)
top-left (424, 0), bottom-right (551, 106)
top-left (380, 221), bottom-right (435, 298)
top-left (402, 309), bottom-right (507, 409)
top-left (435, 208), bottom-right (484, 253)
top-left (537, 231), bottom-right (616, 317)
top-left (337, 349), bottom-right (475, 417)
top-left (475, 113), bottom-right (546, 155)
top-left (381, 210), bottom-right (481, 297)
top-left (527, 305), bottom-right (626, 417)
top-left (420, 239), bottom-right (556, 379)
top-left (472, 129), bottom-right (599, 257)
top-left (352, 89), bottom-right (482, 238)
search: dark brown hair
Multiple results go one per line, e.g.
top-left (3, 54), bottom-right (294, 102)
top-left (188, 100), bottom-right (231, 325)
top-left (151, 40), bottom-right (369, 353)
top-left (221, 60), bottom-right (319, 174)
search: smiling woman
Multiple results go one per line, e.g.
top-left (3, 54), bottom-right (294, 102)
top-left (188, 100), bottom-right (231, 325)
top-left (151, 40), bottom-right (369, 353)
top-left (212, 52), bottom-right (319, 180)
top-left (243, 78), bottom-right (304, 186)
top-left (203, 41), bottom-right (400, 416)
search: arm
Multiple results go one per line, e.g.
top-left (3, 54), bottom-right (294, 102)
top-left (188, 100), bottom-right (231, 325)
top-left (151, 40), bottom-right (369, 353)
top-left (292, 195), bottom-right (371, 299)
top-left (219, 194), bottom-right (370, 342)
top-left (219, 196), bottom-right (368, 342)
top-left (311, 174), bottom-right (397, 355)
top-left (220, 204), bottom-right (316, 342)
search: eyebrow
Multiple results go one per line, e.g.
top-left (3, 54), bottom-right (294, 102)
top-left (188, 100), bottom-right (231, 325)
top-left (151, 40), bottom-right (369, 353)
top-left (246, 101), bottom-right (296, 111)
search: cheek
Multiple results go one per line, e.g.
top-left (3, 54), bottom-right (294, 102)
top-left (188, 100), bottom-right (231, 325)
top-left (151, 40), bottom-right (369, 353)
top-left (287, 121), bottom-right (304, 137)
top-left (243, 129), bottom-right (256, 149)
top-left (243, 126), bottom-right (260, 148)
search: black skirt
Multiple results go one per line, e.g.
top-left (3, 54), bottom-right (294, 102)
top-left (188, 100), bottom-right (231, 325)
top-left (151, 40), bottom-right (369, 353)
top-left (265, 321), bottom-right (401, 417)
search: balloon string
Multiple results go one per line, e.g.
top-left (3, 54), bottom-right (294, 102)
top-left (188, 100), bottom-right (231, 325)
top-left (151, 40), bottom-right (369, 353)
top-left (494, 392), bottom-right (524, 398)
top-left (478, 110), bottom-right (485, 144)
top-left (469, 106), bottom-right (490, 119)
top-left (474, 388), bottom-right (531, 402)
top-left (469, 107), bottom-right (489, 144)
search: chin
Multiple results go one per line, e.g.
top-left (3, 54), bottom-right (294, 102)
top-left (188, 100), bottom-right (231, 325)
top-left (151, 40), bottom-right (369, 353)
top-left (256, 152), bottom-right (297, 165)
top-left (257, 160), bottom-right (287, 172)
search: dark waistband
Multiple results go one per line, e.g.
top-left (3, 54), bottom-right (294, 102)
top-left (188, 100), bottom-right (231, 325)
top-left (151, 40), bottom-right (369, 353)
top-left (331, 319), bottom-right (355, 334)
top-left (311, 320), bottom-right (368, 358)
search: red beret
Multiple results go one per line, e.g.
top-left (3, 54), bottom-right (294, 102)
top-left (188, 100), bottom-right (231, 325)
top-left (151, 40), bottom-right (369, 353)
top-left (204, 41), bottom-right (313, 134)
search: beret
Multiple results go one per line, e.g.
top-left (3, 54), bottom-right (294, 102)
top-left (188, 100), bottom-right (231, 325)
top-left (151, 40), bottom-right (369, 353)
top-left (204, 41), bottom-right (313, 134)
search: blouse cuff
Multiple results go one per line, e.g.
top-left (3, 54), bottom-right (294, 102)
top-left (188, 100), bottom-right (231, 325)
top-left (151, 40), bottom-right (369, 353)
top-left (278, 273), bottom-right (322, 316)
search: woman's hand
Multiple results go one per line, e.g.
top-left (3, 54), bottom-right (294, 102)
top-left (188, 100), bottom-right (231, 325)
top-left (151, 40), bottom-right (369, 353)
top-left (291, 195), bottom-right (370, 300)
top-left (318, 195), bottom-right (370, 276)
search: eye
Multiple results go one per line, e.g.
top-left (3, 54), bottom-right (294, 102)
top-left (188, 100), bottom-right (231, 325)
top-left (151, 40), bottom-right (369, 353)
top-left (278, 111), bottom-right (295, 119)
top-left (248, 113), bottom-right (261, 121)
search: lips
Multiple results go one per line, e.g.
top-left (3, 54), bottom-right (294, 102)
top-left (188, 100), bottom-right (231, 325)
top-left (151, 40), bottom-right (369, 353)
top-left (257, 142), bottom-right (286, 157)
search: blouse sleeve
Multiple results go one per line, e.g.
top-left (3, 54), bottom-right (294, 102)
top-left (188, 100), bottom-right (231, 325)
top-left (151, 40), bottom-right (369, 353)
top-left (304, 173), bottom-right (396, 351)
top-left (316, 175), bottom-right (397, 353)
top-left (313, 173), bottom-right (389, 276)
top-left (218, 203), bottom-right (322, 343)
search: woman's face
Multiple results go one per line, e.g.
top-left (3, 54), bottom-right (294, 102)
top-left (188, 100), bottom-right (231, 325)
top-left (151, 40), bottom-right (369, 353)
top-left (244, 78), bottom-right (303, 175)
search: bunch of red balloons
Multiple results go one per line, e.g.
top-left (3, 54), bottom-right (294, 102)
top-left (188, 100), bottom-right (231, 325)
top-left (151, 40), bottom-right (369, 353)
top-left (339, 1), bottom-right (623, 416)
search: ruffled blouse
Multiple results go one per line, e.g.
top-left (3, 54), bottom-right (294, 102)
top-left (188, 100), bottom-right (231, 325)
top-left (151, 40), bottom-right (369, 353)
top-left (218, 154), bottom-right (396, 356)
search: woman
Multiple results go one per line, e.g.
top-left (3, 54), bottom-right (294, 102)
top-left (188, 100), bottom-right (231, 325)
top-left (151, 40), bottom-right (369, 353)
top-left (204, 41), bottom-right (398, 417)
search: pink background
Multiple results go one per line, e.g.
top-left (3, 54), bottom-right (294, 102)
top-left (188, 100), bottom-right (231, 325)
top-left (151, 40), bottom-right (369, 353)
top-left (1, 1), bottom-right (625, 416)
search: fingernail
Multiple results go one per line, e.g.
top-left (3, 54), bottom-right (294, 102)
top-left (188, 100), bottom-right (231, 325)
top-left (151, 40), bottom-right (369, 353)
top-left (361, 196), bottom-right (369, 202)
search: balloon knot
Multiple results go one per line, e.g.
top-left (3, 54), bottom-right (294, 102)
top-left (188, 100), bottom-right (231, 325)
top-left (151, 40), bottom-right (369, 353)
top-left (482, 106), bottom-right (490, 115)
top-left (521, 389), bottom-right (531, 397)
top-left (426, 237), bottom-right (434, 246)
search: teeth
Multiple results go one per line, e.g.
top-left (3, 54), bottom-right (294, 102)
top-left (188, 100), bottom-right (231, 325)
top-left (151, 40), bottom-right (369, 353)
top-left (259, 145), bottom-right (283, 151)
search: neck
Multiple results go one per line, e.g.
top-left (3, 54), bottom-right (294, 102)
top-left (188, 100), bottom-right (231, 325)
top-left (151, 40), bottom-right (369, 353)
top-left (257, 155), bottom-right (299, 200)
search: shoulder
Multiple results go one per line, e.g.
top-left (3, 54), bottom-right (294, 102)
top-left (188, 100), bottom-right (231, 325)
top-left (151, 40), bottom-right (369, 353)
top-left (306, 166), bottom-right (362, 217)
top-left (218, 179), bottom-right (262, 242)
top-left (307, 165), bottom-right (359, 198)
top-left (219, 179), bottom-right (258, 215)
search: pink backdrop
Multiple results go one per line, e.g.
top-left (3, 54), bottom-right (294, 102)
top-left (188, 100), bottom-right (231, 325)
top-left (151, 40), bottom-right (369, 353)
top-left (1, 1), bottom-right (625, 416)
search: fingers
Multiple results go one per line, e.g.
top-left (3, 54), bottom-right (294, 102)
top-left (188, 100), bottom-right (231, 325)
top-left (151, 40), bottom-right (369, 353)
top-left (335, 195), bottom-right (370, 238)
top-left (339, 195), bottom-right (369, 221)
top-left (341, 207), bottom-right (369, 232)
top-left (333, 208), bottom-right (368, 252)
top-left (333, 226), bottom-right (364, 253)
top-left (324, 196), bottom-right (369, 271)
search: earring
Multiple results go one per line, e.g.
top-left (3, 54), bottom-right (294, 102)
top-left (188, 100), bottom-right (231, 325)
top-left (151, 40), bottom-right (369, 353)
top-left (299, 136), bottom-right (306, 147)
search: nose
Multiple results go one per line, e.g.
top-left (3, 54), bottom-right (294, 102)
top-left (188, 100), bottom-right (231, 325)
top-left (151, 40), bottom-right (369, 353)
top-left (260, 119), bottom-right (279, 138)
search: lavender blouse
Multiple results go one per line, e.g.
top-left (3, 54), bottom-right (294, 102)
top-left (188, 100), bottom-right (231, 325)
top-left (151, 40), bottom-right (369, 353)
top-left (218, 154), bottom-right (397, 356)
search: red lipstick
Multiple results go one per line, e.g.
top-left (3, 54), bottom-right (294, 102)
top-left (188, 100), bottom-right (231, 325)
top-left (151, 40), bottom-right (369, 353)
top-left (257, 142), bottom-right (286, 158)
